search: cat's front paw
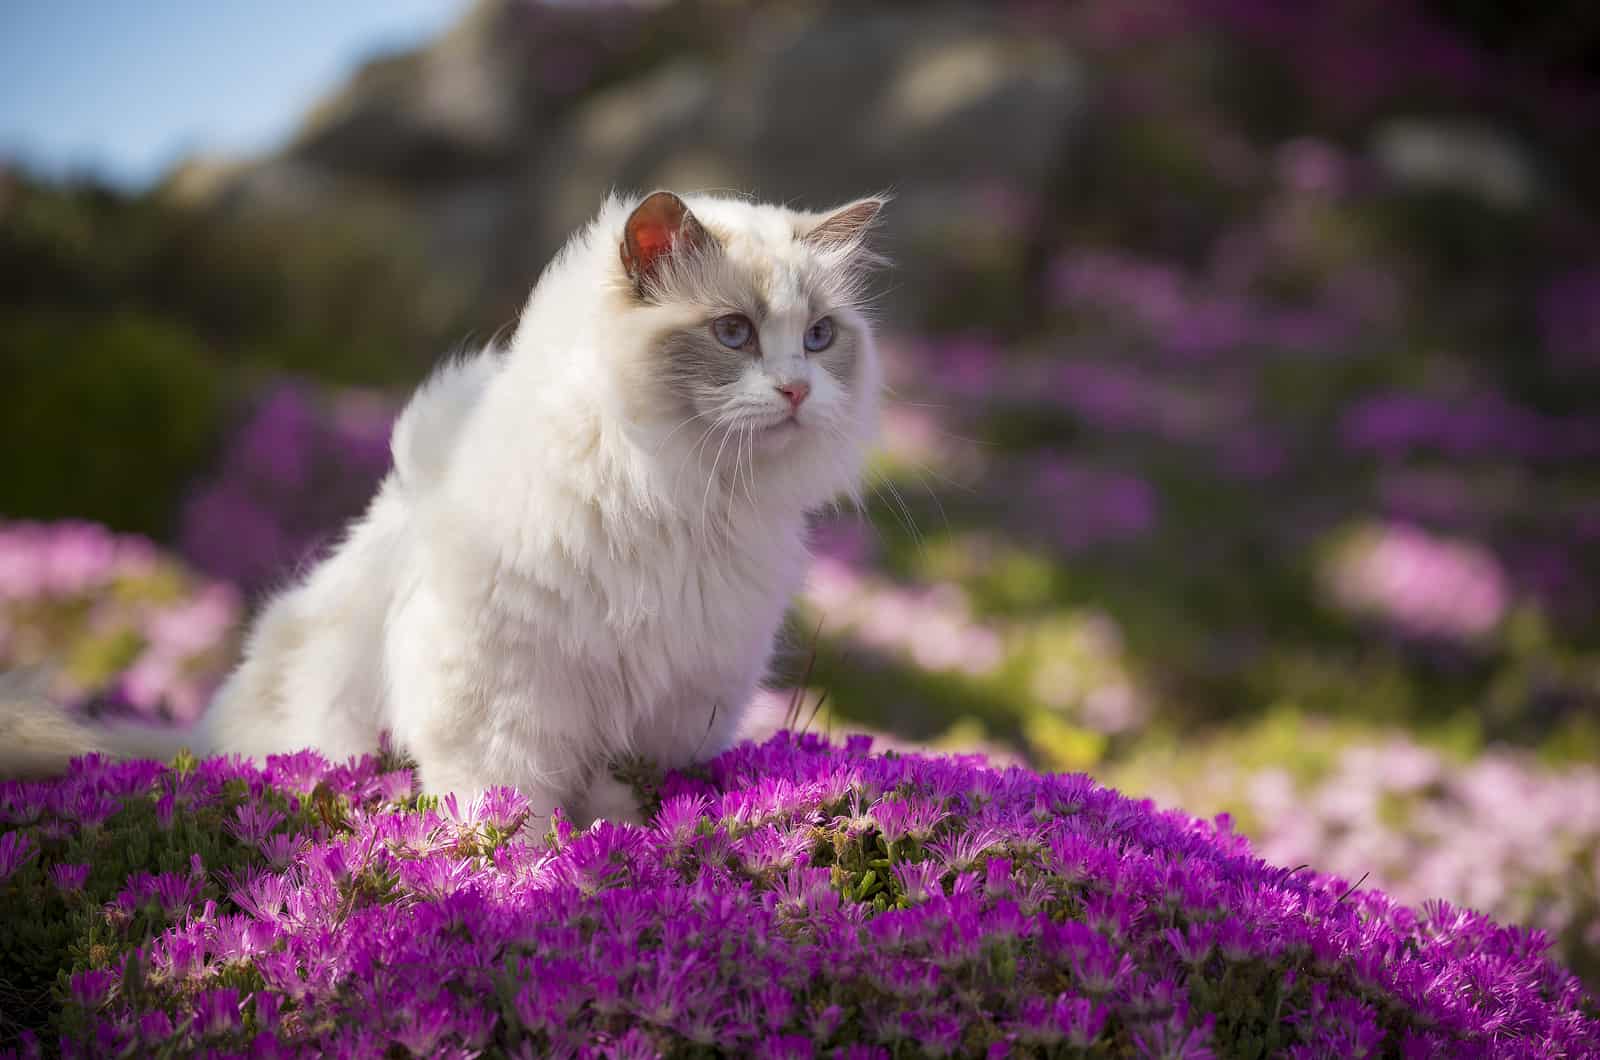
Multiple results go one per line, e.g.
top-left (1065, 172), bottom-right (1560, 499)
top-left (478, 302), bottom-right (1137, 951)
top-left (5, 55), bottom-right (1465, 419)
top-left (577, 771), bottom-right (646, 828)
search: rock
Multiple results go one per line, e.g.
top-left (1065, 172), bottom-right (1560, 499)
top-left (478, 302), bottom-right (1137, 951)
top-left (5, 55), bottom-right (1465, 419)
top-left (1372, 118), bottom-right (1541, 209)
top-left (176, 0), bottom-right (1093, 330)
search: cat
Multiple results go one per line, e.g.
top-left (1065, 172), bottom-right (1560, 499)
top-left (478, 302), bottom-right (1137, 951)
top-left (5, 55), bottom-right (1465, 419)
top-left (0, 190), bottom-right (886, 828)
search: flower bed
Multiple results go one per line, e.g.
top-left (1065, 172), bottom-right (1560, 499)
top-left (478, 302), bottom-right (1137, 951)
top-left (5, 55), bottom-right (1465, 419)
top-left (178, 382), bottom-right (394, 596)
top-left (1129, 728), bottom-right (1600, 991)
top-left (2, 734), bottom-right (1595, 1057)
top-left (0, 521), bottom-right (239, 723)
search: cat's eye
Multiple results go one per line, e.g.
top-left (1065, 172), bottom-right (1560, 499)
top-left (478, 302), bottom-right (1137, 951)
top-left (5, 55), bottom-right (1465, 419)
top-left (804, 317), bottom-right (836, 353)
top-left (712, 313), bottom-right (755, 350)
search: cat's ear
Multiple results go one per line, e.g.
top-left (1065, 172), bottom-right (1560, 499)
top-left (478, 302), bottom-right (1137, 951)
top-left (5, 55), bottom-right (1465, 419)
top-left (621, 191), bottom-right (712, 294)
top-left (803, 195), bottom-right (889, 252)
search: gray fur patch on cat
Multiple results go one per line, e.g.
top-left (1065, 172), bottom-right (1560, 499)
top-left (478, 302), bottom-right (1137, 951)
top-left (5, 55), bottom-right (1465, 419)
top-left (657, 324), bottom-right (753, 404)
top-left (812, 326), bottom-right (860, 385)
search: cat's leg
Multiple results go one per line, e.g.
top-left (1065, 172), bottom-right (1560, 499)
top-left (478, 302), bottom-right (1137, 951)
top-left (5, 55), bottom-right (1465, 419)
top-left (562, 693), bottom-right (741, 832)
top-left (628, 687), bottom-right (750, 775)
top-left (198, 594), bottom-right (302, 761)
top-left (386, 582), bottom-right (579, 833)
top-left (576, 770), bottom-right (645, 828)
top-left (207, 483), bottom-right (404, 764)
top-left (396, 679), bottom-right (576, 836)
top-left (202, 588), bottom-right (382, 764)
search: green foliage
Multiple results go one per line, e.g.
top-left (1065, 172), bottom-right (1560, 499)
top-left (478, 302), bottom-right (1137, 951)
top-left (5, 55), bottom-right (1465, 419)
top-left (0, 174), bottom-right (483, 535)
top-left (0, 177), bottom-right (470, 382)
top-left (0, 314), bottom-right (225, 537)
top-left (0, 773), bottom-right (312, 1045)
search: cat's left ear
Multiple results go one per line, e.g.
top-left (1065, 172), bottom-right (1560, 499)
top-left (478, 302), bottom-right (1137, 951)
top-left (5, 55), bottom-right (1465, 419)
top-left (621, 190), bottom-right (713, 295)
top-left (803, 195), bottom-right (889, 252)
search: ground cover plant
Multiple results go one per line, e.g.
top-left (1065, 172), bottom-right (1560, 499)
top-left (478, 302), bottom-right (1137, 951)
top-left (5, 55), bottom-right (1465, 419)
top-left (0, 521), bottom-right (238, 724)
top-left (2, 733), bottom-right (1597, 1057)
top-left (1115, 717), bottom-right (1600, 991)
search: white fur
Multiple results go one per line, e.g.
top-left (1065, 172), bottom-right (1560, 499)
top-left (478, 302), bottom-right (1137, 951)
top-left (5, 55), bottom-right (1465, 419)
top-left (197, 193), bottom-right (882, 826)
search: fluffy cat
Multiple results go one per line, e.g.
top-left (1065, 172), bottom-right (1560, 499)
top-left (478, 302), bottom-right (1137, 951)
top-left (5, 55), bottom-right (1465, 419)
top-left (1, 190), bottom-right (886, 827)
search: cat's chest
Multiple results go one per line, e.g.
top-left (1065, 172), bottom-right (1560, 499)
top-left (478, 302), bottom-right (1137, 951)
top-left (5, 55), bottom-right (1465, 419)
top-left (479, 522), bottom-right (804, 668)
top-left (608, 528), bottom-right (802, 650)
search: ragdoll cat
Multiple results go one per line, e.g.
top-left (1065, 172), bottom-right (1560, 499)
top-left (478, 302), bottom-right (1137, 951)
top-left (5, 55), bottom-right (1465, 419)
top-left (0, 190), bottom-right (885, 827)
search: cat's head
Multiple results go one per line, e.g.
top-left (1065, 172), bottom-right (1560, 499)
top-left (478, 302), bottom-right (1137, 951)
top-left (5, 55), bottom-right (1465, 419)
top-left (605, 190), bottom-right (887, 515)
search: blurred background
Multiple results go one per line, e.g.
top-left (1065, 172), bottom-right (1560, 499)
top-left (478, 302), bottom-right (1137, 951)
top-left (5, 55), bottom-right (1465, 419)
top-left (3, 0), bottom-right (1598, 983)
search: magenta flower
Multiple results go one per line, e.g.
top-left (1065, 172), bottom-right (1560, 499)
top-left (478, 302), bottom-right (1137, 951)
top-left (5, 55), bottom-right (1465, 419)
top-left (0, 732), bottom-right (1591, 1055)
top-left (0, 829), bottom-right (35, 882)
top-left (48, 861), bottom-right (91, 894)
top-left (868, 796), bottom-right (948, 844)
top-left (69, 968), bottom-right (117, 1011)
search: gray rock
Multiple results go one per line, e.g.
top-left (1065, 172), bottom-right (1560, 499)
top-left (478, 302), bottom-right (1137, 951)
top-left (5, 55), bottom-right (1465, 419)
top-left (177, 0), bottom-right (1092, 330)
top-left (1372, 118), bottom-right (1541, 209)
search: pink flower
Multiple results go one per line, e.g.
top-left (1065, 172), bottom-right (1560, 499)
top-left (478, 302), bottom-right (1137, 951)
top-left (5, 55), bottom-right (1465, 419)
top-left (1324, 521), bottom-right (1508, 639)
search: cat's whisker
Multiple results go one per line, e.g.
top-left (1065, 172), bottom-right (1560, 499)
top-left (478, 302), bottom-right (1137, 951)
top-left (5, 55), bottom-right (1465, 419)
top-left (810, 420), bottom-right (893, 550)
top-left (897, 453), bottom-right (975, 494)
top-left (909, 466), bottom-right (953, 533)
top-left (834, 431), bottom-right (926, 549)
top-left (673, 420), bottom-right (721, 495)
top-left (674, 397), bottom-right (740, 490)
top-left (881, 458), bottom-right (957, 534)
top-left (875, 476), bottom-right (925, 547)
top-left (744, 421), bottom-right (761, 503)
top-left (726, 423), bottom-right (744, 527)
top-left (653, 410), bottom-right (710, 455)
top-left (701, 419), bottom-right (737, 535)
top-left (880, 390), bottom-right (994, 451)
top-left (730, 422), bottom-right (749, 522)
top-left (741, 422), bottom-right (759, 509)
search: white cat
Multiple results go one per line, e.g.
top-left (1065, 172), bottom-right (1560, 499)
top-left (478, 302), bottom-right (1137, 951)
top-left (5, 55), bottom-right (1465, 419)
top-left (2, 190), bottom-right (885, 827)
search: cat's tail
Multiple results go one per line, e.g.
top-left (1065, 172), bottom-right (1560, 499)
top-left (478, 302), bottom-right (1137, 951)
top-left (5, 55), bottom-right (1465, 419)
top-left (0, 669), bottom-right (203, 779)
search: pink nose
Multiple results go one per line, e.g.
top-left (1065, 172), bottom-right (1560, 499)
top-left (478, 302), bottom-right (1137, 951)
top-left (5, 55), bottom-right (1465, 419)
top-left (776, 381), bottom-right (811, 411)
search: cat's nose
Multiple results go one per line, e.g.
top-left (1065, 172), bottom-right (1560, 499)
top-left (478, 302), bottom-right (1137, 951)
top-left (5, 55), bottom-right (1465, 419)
top-left (776, 381), bottom-right (811, 411)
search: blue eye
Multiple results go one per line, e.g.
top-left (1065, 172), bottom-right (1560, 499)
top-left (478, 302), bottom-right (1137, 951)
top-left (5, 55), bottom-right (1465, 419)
top-left (804, 317), bottom-right (835, 353)
top-left (712, 314), bottom-right (754, 349)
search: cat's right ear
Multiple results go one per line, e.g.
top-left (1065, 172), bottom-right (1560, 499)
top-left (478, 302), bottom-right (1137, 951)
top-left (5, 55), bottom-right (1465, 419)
top-left (621, 191), bottom-right (712, 297)
top-left (803, 196), bottom-right (888, 251)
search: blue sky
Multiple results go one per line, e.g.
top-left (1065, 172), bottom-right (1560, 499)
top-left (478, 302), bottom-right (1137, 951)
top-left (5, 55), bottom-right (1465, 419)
top-left (0, 1), bottom-right (473, 189)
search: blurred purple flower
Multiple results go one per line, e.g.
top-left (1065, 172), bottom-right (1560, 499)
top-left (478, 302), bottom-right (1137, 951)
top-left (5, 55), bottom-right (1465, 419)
top-left (1322, 521), bottom-right (1508, 640)
top-left (0, 521), bottom-right (240, 721)
top-left (803, 559), bottom-right (1006, 677)
top-left (928, 335), bottom-right (1003, 398)
top-left (1050, 251), bottom-right (1187, 331)
top-left (1539, 268), bottom-right (1600, 373)
top-left (808, 516), bottom-right (875, 568)
top-left (1050, 249), bottom-right (1358, 360)
top-left (1030, 456), bottom-right (1159, 550)
top-left (1341, 391), bottom-right (1600, 463)
top-left (180, 381), bottom-right (396, 595)
top-left (1275, 137), bottom-right (1349, 198)
top-left (1184, 735), bottom-right (1600, 986)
